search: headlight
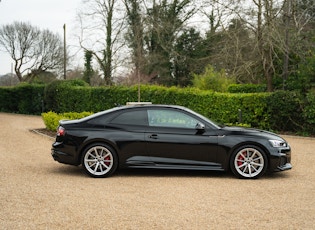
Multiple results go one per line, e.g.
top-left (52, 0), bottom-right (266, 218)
top-left (269, 140), bottom-right (287, 148)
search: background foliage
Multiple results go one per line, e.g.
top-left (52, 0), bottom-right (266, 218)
top-left (0, 83), bottom-right (45, 114)
top-left (1, 0), bottom-right (314, 95)
top-left (42, 111), bottom-right (93, 131)
top-left (1, 81), bottom-right (314, 135)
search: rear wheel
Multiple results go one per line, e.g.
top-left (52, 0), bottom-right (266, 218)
top-left (82, 143), bottom-right (118, 178)
top-left (230, 145), bottom-right (267, 179)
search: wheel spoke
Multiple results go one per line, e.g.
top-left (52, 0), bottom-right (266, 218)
top-left (87, 151), bottom-right (96, 159)
top-left (93, 147), bottom-right (100, 157)
top-left (237, 162), bottom-right (246, 169)
top-left (251, 161), bottom-right (263, 167)
top-left (93, 162), bottom-right (100, 173)
top-left (252, 156), bottom-right (263, 161)
top-left (250, 150), bottom-right (256, 157)
top-left (246, 149), bottom-right (250, 157)
top-left (250, 164), bottom-right (259, 172)
top-left (103, 152), bottom-right (110, 158)
top-left (248, 164), bottom-right (252, 176)
top-left (241, 164), bottom-right (248, 173)
top-left (89, 162), bottom-right (97, 168)
top-left (100, 161), bottom-right (109, 169)
top-left (99, 148), bottom-right (105, 157)
top-left (86, 158), bottom-right (97, 163)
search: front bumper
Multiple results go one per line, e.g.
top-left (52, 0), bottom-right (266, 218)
top-left (269, 147), bottom-right (292, 172)
top-left (277, 163), bottom-right (292, 171)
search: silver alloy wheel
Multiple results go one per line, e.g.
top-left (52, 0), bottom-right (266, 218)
top-left (234, 147), bottom-right (265, 178)
top-left (83, 146), bottom-right (114, 176)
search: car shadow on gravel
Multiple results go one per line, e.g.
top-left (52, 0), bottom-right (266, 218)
top-left (115, 168), bottom-right (232, 179)
top-left (115, 169), bottom-right (292, 179)
top-left (49, 165), bottom-right (84, 177)
top-left (49, 165), bottom-right (291, 180)
top-left (262, 171), bottom-right (292, 179)
top-left (49, 165), bottom-right (234, 179)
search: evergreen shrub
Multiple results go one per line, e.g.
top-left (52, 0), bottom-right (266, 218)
top-left (0, 83), bottom-right (44, 114)
top-left (2, 82), bottom-right (314, 134)
top-left (228, 84), bottom-right (267, 93)
top-left (42, 111), bottom-right (93, 131)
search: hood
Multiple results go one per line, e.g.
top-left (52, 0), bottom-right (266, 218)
top-left (221, 126), bottom-right (284, 140)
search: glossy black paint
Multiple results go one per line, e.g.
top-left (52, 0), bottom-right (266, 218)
top-left (51, 105), bottom-right (292, 177)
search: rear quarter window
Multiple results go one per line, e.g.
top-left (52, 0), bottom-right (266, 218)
top-left (110, 110), bottom-right (148, 126)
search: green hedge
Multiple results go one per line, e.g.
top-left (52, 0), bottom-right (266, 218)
top-left (44, 79), bottom-right (90, 112)
top-left (302, 91), bottom-right (315, 135)
top-left (41, 83), bottom-right (271, 130)
top-left (228, 84), bottom-right (267, 93)
top-left (42, 111), bottom-right (93, 131)
top-left (2, 81), bottom-right (315, 135)
top-left (0, 83), bottom-right (44, 114)
top-left (267, 91), bottom-right (304, 132)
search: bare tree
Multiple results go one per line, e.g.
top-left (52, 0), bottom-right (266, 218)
top-left (199, 0), bottom-right (258, 83)
top-left (78, 0), bottom-right (125, 85)
top-left (144, 0), bottom-right (196, 85)
top-left (203, 0), bottom-right (289, 91)
top-left (124, 0), bottom-right (147, 100)
top-left (0, 22), bottom-right (64, 82)
top-left (32, 29), bottom-right (65, 77)
top-left (253, 0), bottom-right (282, 91)
top-left (201, 0), bottom-right (232, 34)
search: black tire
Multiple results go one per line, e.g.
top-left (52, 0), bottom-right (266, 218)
top-left (81, 143), bottom-right (118, 178)
top-left (230, 145), bottom-right (268, 179)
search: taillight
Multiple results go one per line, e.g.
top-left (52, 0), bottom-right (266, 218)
top-left (57, 126), bottom-right (66, 136)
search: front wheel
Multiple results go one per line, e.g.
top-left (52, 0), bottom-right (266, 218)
top-left (230, 146), bottom-right (268, 179)
top-left (82, 143), bottom-right (118, 178)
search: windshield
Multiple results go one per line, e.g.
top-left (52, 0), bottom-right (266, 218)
top-left (182, 107), bottom-right (222, 129)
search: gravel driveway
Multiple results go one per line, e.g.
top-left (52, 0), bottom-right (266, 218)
top-left (0, 113), bottom-right (314, 229)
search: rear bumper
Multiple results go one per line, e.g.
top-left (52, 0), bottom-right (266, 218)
top-left (51, 141), bottom-right (80, 166)
top-left (51, 149), bottom-right (79, 166)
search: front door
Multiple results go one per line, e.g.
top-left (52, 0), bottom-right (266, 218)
top-left (145, 108), bottom-right (220, 169)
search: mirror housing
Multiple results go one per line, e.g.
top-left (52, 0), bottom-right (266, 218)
top-left (195, 122), bottom-right (205, 131)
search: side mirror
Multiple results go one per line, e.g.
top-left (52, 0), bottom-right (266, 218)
top-left (195, 122), bottom-right (205, 131)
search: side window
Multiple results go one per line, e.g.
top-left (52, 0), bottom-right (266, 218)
top-left (148, 109), bottom-right (199, 129)
top-left (110, 110), bottom-right (148, 126)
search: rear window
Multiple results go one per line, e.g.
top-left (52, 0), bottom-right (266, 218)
top-left (110, 110), bottom-right (148, 126)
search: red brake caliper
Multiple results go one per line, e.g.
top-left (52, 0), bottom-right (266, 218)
top-left (104, 156), bottom-right (111, 166)
top-left (237, 151), bottom-right (246, 166)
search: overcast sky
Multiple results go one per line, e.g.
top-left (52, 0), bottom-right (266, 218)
top-left (0, 0), bottom-right (82, 75)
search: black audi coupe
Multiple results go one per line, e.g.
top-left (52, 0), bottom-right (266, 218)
top-left (51, 104), bottom-right (292, 179)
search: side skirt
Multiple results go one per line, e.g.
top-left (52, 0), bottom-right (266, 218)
top-left (125, 156), bottom-right (225, 171)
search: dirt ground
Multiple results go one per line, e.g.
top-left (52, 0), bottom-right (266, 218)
top-left (0, 113), bottom-right (314, 229)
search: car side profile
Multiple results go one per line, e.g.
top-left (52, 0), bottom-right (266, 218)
top-left (51, 104), bottom-right (292, 179)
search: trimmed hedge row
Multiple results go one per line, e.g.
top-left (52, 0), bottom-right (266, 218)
top-left (42, 111), bottom-right (93, 131)
top-left (0, 83), bottom-right (44, 114)
top-left (1, 80), bottom-right (314, 134)
top-left (228, 84), bottom-right (267, 93)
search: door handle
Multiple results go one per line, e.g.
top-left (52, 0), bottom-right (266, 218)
top-left (149, 134), bottom-right (158, 139)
